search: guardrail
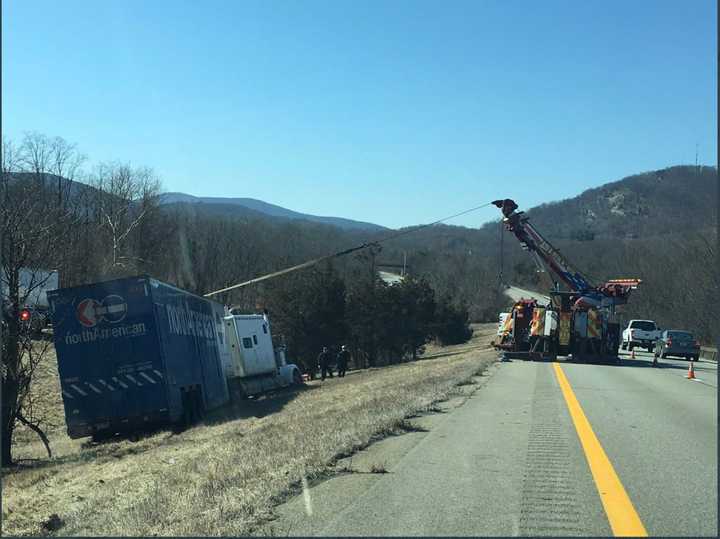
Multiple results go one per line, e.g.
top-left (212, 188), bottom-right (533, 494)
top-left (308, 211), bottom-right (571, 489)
top-left (700, 346), bottom-right (718, 362)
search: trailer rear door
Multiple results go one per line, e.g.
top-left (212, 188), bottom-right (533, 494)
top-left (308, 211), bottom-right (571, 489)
top-left (49, 277), bottom-right (169, 438)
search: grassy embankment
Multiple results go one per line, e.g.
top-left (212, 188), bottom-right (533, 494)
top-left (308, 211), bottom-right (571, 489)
top-left (2, 324), bottom-right (498, 536)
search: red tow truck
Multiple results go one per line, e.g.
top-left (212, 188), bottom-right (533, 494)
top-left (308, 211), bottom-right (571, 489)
top-left (491, 199), bottom-right (641, 363)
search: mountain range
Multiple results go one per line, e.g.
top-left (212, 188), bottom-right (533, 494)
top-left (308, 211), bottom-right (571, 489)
top-left (163, 164), bottom-right (718, 240)
top-left (12, 165), bottom-right (716, 240)
top-left (159, 192), bottom-right (386, 231)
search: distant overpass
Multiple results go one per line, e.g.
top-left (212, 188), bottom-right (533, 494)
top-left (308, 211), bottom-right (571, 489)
top-left (502, 285), bottom-right (551, 305)
top-left (379, 271), bottom-right (403, 285)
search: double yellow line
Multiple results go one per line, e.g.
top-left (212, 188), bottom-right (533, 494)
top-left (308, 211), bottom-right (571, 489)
top-left (552, 363), bottom-right (648, 537)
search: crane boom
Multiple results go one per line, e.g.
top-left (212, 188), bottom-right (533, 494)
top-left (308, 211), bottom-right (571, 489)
top-left (492, 199), bottom-right (594, 291)
top-left (492, 199), bottom-right (640, 307)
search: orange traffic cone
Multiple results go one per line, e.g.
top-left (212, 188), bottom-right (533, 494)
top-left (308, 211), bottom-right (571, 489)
top-left (687, 361), bottom-right (696, 380)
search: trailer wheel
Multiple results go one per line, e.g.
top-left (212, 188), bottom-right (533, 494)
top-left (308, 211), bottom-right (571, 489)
top-left (180, 390), bottom-right (193, 428)
top-left (193, 388), bottom-right (205, 421)
top-left (228, 379), bottom-right (247, 401)
top-left (91, 431), bottom-right (110, 443)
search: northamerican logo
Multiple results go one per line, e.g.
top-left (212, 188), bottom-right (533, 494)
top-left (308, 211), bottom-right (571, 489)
top-left (76, 295), bottom-right (127, 327)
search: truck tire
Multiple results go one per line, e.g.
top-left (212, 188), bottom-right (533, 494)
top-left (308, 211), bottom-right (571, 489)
top-left (177, 389), bottom-right (193, 429)
top-left (193, 388), bottom-right (205, 421)
top-left (91, 431), bottom-right (111, 443)
top-left (228, 378), bottom-right (247, 401)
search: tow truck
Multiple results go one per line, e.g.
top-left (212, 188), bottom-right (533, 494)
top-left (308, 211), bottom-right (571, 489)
top-left (492, 199), bottom-right (641, 362)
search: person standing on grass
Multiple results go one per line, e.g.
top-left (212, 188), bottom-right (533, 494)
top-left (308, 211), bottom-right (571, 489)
top-left (318, 346), bottom-right (333, 381)
top-left (337, 345), bottom-right (350, 378)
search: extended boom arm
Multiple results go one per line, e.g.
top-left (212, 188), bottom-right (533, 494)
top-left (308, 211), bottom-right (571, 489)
top-left (492, 199), bottom-right (640, 306)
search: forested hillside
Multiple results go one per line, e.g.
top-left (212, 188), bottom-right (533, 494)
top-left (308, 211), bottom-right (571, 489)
top-left (3, 134), bottom-right (717, 364)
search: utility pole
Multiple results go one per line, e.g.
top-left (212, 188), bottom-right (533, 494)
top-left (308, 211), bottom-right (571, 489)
top-left (368, 244), bottom-right (379, 368)
top-left (1, 170), bottom-right (5, 382)
top-left (498, 219), bottom-right (504, 287)
top-left (1, 219), bottom-right (3, 379)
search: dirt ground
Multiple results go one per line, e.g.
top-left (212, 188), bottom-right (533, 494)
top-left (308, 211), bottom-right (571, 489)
top-left (1, 324), bottom-right (499, 536)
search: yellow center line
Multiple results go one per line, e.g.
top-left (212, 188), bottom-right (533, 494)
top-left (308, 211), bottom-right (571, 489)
top-left (552, 362), bottom-right (648, 537)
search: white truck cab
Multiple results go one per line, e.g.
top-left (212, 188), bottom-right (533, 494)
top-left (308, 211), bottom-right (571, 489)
top-left (222, 313), bottom-right (301, 397)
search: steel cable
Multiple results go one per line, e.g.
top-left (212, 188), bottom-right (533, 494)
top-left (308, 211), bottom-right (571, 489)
top-left (204, 201), bottom-right (495, 297)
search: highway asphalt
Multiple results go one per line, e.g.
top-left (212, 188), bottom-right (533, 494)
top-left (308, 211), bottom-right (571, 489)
top-left (272, 349), bottom-right (717, 536)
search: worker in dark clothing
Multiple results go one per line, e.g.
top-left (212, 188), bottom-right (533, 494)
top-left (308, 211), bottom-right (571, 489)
top-left (318, 347), bottom-right (333, 381)
top-left (336, 345), bottom-right (350, 378)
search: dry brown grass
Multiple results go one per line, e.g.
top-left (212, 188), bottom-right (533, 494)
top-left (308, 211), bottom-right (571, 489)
top-left (10, 339), bottom-right (67, 450)
top-left (1, 324), bottom-right (497, 536)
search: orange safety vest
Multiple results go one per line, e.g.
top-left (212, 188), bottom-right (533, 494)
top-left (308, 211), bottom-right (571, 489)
top-left (530, 308), bottom-right (546, 336)
top-left (587, 309), bottom-right (601, 339)
top-left (559, 312), bottom-right (572, 346)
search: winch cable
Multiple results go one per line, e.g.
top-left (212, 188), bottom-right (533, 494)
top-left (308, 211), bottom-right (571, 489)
top-left (498, 217), bottom-right (505, 288)
top-left (203, 201), bottom-right (495, 298)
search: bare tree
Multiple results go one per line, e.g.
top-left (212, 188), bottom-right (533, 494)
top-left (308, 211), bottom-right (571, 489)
top-left (1, 134), bottom-right (84, 465)
top-left (89, 163), bottom-right (162, 276)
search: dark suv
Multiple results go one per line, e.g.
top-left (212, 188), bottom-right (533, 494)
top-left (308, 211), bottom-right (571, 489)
top-left (654, 330), bottom-right (700, 361)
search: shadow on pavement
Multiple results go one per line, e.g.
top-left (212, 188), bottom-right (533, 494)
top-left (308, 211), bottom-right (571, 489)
top-left (609, 357), bottom-right (692, 371)
top-left (503, 354), bottom-right (695, 371)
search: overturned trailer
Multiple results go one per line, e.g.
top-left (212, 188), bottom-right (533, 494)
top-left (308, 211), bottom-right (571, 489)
top-left (49, 276), bottom-right (301, 440)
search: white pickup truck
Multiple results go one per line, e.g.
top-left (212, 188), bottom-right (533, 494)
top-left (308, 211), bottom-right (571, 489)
top-left (621, 320), bottom-right (662, 352)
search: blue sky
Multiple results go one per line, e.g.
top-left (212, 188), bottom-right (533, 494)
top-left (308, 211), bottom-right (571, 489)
top-left (3, 0), bottom-right (716, 229)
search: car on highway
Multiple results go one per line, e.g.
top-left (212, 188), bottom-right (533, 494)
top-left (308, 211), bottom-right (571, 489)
top-left (653, 330), bottom-right (701, 361)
